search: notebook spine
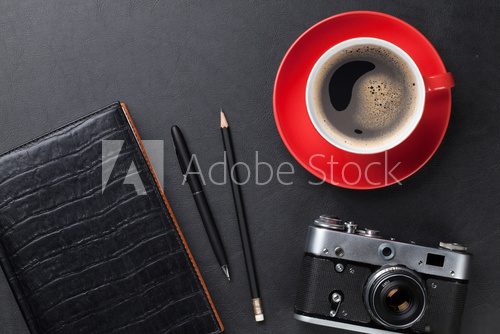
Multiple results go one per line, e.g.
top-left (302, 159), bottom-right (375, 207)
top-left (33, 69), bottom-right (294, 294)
top-left (119, 102), bottom-right (224, 333)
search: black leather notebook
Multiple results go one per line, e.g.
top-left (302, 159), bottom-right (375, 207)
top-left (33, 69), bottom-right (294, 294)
top-left (0, 102), bottom-right (223, 334)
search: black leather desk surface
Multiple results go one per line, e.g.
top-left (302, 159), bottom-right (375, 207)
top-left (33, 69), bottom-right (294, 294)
top-left (0, 1), bottom-right (498, 334)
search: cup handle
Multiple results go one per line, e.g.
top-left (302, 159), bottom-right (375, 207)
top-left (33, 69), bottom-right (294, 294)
top-left (424, 72), bottom-right (455, 92)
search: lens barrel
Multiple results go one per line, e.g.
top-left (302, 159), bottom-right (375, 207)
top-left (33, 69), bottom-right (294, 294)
top-left (364, 266), bottom-right (426, 330)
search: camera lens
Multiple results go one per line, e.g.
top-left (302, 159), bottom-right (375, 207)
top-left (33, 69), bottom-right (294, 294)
top-left (385, 287), bottom-right (411, 313)
top-left (364, 266), bottom-right (426, 330)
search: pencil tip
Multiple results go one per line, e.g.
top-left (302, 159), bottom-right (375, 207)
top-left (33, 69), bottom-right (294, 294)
top-left (220, 109), bottom-right (229, 128)
top-left (221, 265), bottom-right (230, 281)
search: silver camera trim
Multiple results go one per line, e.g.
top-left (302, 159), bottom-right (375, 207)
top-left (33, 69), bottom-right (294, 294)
top-left (294, 314), bottom-right (402, 334)
top-left (305, 225), bottom-right (471, 280)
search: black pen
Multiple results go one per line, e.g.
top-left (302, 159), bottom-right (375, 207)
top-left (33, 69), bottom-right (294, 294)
top-left (171, 125), bottom-right (231, 281)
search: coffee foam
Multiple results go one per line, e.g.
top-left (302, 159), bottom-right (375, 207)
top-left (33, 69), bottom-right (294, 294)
top-left (310, 44), bottom-right (418, 150)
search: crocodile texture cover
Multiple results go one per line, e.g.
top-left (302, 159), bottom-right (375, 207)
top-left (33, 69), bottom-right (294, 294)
top-left (0, 102), bottom-right (223, 334)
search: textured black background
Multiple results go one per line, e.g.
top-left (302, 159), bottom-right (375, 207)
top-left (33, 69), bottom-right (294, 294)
top-left (0, 1), bottom-right (498, 334)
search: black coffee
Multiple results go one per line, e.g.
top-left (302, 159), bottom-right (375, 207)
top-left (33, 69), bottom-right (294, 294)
top-left (310, 43), bottom-right (419, 151)
top-left (329, 60), bottom-right (375, 111)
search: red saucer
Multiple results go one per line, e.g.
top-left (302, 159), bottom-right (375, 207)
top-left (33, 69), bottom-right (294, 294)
top-left (273, 11), bottom-right (452, 189)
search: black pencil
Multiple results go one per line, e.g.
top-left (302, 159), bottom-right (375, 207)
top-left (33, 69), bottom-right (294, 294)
top-left (220, 110), bottom-right (264, 322)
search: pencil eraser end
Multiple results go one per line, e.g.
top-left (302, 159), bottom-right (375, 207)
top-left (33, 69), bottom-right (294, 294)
top-left (252, 298), bottom-right (264, 322)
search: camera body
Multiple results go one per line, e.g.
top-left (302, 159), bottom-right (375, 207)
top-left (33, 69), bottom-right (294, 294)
top-left (294, 215), bottom-right (471, 334)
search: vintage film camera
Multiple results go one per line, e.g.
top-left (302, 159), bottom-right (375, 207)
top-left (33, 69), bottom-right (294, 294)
top-left (294, 215), bottom-right (471, 334)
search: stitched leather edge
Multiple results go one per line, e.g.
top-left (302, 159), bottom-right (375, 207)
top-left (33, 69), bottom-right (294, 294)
top-left (119, 102), bottom-right (225, 333)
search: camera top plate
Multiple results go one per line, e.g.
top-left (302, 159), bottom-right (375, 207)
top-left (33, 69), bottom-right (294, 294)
top-left (305, 223), bottom-right (471, 280)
